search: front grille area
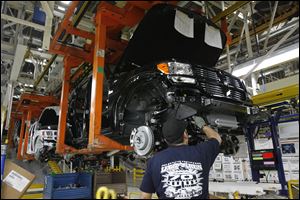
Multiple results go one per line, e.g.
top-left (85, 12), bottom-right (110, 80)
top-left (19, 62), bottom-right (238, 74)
top-left (194, 66), bottom-right (247, 103)
top-left (224, 75), bottom-right (243, 90)
top-left (193, 67), bottom-right (219, 81)
top-left (199, 83), bottom-right (224, 97)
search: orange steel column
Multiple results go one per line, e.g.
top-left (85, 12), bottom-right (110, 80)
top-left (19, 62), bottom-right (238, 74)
top-left (56, 57), bottom-right (71, 154)
top-left (17, 112), bottom-right (26, 160)
top-left (89, 10), bottom-right (106, 147)
top-left (23, 110), bottom-right (32, 158)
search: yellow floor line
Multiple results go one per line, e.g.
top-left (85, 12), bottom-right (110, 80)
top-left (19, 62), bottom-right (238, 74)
top-left (21, 193), bottom-right (43, 199)
top-left (29, 184), bottom-right (44, 189)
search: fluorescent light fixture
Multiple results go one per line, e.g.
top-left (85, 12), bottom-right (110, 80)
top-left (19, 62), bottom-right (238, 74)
top-left (232, 47), bottom-right (299, 77)
top-left (25, 58), bottom-right (33, 63)
top-left (57, 6), bottom-right (66, 11)
top-left (239, 12), bottom-right (244, 19)
top-left (234, 11), bottom-right (250, 23)
top-left (20, 88), bottom-right (24, 92)
top-left (38, 48), bottom-right (43, 51)
top-left (24, 84), bottom-right (28, 87)
top-left (43, 59), bottom-right (48, 66)
top-left (61, 1), bottom-right (71, 5)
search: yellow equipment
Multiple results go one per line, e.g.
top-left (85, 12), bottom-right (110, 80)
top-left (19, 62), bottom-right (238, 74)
top-left (21, 184), bottom-right (44, 199)
top-left (252, 84), bottom-right (299, 106)
top-left (133, 168), bottom-right (145, 185)
top-left (96, 187), bottom-right (117, 199)
top-left (47, 160), bottom-right (62, 174)
top-left (288, 180), bottom-right (299, 199)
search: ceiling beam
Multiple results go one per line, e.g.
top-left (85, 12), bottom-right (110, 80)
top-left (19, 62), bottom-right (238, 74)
top-left (40, 1), bottom-right (53, 18)
top-left (241, 24), bottom-right (299, 80)
top-left (3, 22), bottom-right (16, 29)
top-left (231, 5), bottom-right (299, 46)
top-left (1, 41), bottom-right (14, 53)
top-left (6, 1), bottom-right (34, 12)
top-left (1, 13), bottom-right (46, 31)
top-left (2, 39), bottom-right (63, 62)
top-left (208, 1), bottom-right (222, 9)
top-left (10, 44), bottom-right (27, 81)
top-left (212, 1), bottom-right (249, 23)
top-left (1, 53), bottom-right (14, 61)
top-left (40, 1), bottom-right (54, 50)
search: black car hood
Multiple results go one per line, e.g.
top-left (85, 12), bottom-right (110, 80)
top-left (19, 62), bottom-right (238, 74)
top-left (117, 4), bottom-right (227, 72)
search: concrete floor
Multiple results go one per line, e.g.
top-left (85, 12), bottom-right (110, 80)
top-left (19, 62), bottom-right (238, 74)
top-left (6, 148), bottom-right (50, 184)
top-left (6, 147), bottom-right (146, 198)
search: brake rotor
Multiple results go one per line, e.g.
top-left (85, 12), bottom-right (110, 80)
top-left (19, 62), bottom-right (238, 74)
top-left (130, 126), bottom-right (154, 156)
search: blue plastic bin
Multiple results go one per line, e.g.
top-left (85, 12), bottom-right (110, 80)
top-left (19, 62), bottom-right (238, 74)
top-left (32, 6), bottom-right (46, 25)
top-left (1, 145), bottom-right (7, 184)
top-left (43, 173), bottom-right (92, 199)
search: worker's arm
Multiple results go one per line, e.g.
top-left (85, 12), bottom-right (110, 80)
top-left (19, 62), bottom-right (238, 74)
top-left (202, 125), bottom-right (222, 144)
top-left (141, 192), bottom-right (152, 199)
top-left (193, 116), bottom-right (222, 144)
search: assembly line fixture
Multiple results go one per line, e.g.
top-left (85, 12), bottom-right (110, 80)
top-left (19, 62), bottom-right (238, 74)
top-left (13, 94), bottom-right (59, 161)
top-left (245, 105), bottom-right (299, 196)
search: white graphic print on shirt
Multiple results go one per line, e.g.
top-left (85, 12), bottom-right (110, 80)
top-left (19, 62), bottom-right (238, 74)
top-left (161, 161), bottom-right (203, 199)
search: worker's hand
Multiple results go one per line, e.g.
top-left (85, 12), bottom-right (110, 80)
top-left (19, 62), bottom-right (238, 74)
top-left (192, 116), bottom-right (206, 130)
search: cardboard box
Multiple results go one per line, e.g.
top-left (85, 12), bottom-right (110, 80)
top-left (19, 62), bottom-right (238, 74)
top-left (213, 162), bottom-right (222, 170)
top-left (233, 163), bottom-right (243, 172)
top-left (222, 163), bottom-right (233, 172)
top-left (290, 172), bottom-right (299, 180)
top-left (214, 172), bottom-right (223, 180)
top-left (284, 172), bottom-right (291, 181)
top-left (289, 159), bottom-right (299, 171)
top-left (267, 171), bottom-right (279, 183)
top-left (233, 172), bottom-right (244, 181)
top-left (1, 160), bottom-right (35, 199)
top-left (209, 170), bottom-right (215, 180)
top-left (223, 172), bottom-right (233, 181)
top-left (215, 154), bottom-right (222, 162)
top-left (93, 171), bottom-right (127, 196)
top-left (222, 155), bottom-right (233, 163)
top-left (282, 161), bottom-right (290, 172)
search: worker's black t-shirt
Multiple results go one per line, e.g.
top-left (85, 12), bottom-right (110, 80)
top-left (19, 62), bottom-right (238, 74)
top-left (140, 139), bottom-right (220, 199)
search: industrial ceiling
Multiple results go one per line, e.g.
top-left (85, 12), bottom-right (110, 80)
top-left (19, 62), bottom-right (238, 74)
top-left (1, 1), bottom-right (299, 105)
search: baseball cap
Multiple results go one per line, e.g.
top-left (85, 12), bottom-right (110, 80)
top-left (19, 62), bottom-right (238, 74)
top-left (162, 113), bottom-right (188, 144)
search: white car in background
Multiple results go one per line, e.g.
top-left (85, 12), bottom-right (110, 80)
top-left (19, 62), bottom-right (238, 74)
top-left (27, 106), bottom-right (59, 161)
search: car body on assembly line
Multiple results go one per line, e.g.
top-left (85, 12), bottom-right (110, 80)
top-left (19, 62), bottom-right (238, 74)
top-left (27, 106), bottom-right (59, 161)
top-left (65, 3), bottom-right (252, 161)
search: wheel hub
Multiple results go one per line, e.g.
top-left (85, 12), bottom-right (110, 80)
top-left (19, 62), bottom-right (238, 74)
top-left (130, 126), bottom-right (154, 156)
